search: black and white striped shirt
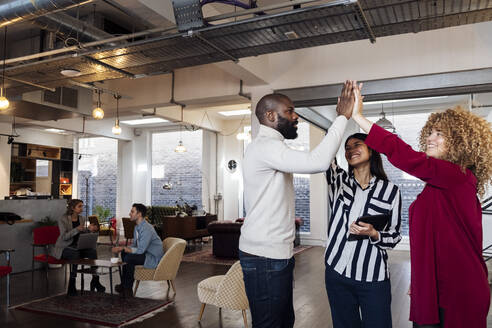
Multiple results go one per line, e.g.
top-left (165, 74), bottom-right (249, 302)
top-left (325, 162), bottom-right (402, 282)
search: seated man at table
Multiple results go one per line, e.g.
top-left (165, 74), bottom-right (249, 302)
top-left (112, 203), bottom-right (164, 297)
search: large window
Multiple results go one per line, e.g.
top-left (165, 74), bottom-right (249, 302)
top-left (366, 112), bottom-right (430, 236)
top-left (152, 130), bottom-right (203, 209)
top-left (285, 122), bottom-right (311, 232)
top-left (77, 137), bottom-right (118, 218)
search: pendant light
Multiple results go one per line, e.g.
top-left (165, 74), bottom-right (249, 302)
top-left (375, 104), bottom-right (396, 133)
top-left (0, 27), bottom-right (9, 111)
top-left (174, 106), bottom-right (187, 153)
top-left (92, 89), bottom-right (104, 119)
top-left (112, 94), bottom-right (122, 135)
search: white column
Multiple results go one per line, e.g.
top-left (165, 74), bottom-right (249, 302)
top-left (249, 85), bottom-right (274, 139)
top-left (0, 123), bottom-right (12, 199)
top-left (202, 130), bottom-right (217, 214)
top-left (72, 138), bottom-right (79, 199)
top-left (117, 130), bottom-right (152, 219)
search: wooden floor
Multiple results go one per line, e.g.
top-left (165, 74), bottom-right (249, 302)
top-left (1, 246), bottom-right (491, 327)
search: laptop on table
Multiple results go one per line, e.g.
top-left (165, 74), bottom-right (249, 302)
top-left (76, 232), bottom-right (98, 250)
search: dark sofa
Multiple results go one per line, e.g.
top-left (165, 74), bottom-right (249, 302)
top-left (207, 221), bottom-right (242, 259)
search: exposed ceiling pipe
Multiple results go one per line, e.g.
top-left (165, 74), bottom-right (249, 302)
top-left (4, 75), bottom-right (55, 92)
top-left (170, 71), bottom-right (185, 109)
top-left (0, 0), bottom-right (95, 27)
top-left (1, 0), bottom-right (346, 66)
top-left (33, 12), bottom-right (114, 43)
top-left (68, 80), bottom-right (132, 99)
top-left (3, 25), bottom-right (177, 65)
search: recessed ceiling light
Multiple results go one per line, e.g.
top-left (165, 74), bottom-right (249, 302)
top-left (60, 69), bottom-right (82, 77)
top-left (45, 128), bottom-right (66, 134)
top-left (218, 109), bottom-right (251, 117)
top-left (120, 118), bottom-right (169, 125)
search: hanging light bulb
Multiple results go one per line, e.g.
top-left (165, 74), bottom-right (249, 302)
top-left (0, 27), bottom-right (9, 111)
top-left (112, 120), bottom-right (122, 135)
top-left (375, 104), bottom-right (396, 133)
top-left (92, 90), bottom-right (104, 119)
top-left (175, 106), bottom-right (187, 153)
top-left (0, 94), bottom-right (8, 110)
top-left (174, 140), bottom-right (187, 153)
top-left (92, 106), bottom-right (104, 119)
top-left (112, 94), bottom-right (122, 135)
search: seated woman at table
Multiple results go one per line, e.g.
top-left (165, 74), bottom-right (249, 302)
top-left (53, 199), bottom-right (105, 296)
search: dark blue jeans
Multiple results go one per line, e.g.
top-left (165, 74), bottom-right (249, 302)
top-left (239, 251), bottom-right (295, 328)
top-left (121, 251), bottom-right (146, 289)
top-left (325, 264), bottom-right (392, 328)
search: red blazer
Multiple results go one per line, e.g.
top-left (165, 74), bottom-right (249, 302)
top-left (365, 124), bottom-right (490, 327)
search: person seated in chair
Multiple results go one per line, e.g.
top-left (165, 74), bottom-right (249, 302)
top-left (53, 199), bottom-right (105, 296)
top-left (112, 203), bottom-right (164, 297)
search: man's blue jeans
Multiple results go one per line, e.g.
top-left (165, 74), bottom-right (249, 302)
top-left (121, 251), bottom-right (146, 289)
top-left (239, 250), bottom-right (295, 328)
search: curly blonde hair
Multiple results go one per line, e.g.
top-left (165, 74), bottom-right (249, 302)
top-left (419, 106), bottom-right (492, 197)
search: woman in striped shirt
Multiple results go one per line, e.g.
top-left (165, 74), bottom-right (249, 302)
top-left (325, 133), bottom-right (402, 328)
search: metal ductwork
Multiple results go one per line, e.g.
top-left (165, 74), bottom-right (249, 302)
top-left (33, 12), bottom-right (113, 43)
top-left (0, 0), bottom-right (92, 27)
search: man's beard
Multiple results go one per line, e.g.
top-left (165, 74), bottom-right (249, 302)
top-left (277, 116), bottom-right (298, 139)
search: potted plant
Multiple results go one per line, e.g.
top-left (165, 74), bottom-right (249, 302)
top-left (93, 205), bottom-right (112, 236)
top-left (36, 216), bottom-right (58, 227)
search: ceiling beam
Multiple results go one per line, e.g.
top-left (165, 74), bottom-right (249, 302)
top-left (275, 68), bottom-right (492, 107)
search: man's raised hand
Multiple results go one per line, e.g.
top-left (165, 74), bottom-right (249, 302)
top-left (336, 80), bottom-right (355, 119)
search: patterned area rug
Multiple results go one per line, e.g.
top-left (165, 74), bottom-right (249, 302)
top-left (182, 245), bottom-right (313, 266)
top-left (15, 292), bottom-right (173, 327)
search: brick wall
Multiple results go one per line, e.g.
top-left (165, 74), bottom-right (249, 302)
top-left (77, 137), bottom-right (118, 218)
top-left (151, 130), bottom-right (203, 209)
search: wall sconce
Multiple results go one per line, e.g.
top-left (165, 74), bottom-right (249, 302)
top-left (227, 159), bottom-right (237, 173)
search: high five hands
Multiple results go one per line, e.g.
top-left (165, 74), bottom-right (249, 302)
top-left (336, 80), bottom-right (363, 119)
top-left (352, 82), bottom-right (364, 119)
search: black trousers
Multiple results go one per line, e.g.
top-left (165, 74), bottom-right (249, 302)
top-left (325, 264), bottom-right (392, 328)
top-left (412, 308), bottom-right (445, 328)
top-left (121, 251), bottom-right (146, 289)
top-left (61, 247), bottom-right (97, 278)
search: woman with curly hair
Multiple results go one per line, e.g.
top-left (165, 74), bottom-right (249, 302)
top-left (351, 84), bottom-right (491, 328)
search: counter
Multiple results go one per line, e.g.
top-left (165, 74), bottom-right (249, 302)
top-left (0, 199), bottom-right (67, 273)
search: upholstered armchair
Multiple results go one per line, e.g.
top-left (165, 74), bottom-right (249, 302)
top-left (133, 237), bottom-right (186, 296)
top-left (197, 261), bottom-right (249, 327)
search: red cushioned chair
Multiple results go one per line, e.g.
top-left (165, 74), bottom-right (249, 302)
top-left (0, 249), bottom-right (13, 307)
top-left (32, 226), bottom-right (67, 289)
